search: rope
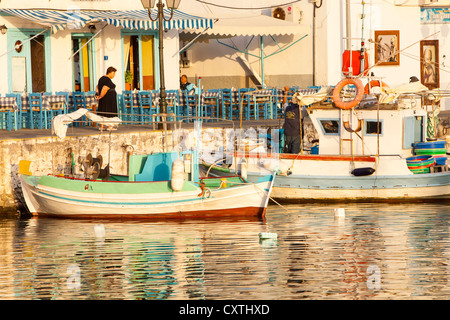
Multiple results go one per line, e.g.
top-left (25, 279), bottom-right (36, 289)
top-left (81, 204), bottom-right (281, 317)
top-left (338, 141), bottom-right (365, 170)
top-left (223, 180), bottom-right (291, 212)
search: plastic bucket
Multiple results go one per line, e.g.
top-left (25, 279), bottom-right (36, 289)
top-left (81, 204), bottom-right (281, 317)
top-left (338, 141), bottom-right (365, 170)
top-left (406, 155), bottom-right (435, 174)
top-left (413, 141), bottom-right (446, 149)
top-left (414, 148), bottom-right (447, 155)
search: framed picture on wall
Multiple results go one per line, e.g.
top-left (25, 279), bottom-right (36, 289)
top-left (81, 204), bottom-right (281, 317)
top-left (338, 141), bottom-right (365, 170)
top-left (374, 30), bottom-right (400, 65)
top-left (420, 40), bottom-right (439, 89)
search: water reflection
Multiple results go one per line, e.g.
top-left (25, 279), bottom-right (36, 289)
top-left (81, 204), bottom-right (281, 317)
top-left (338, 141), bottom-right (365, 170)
top-left (0, 202), bottom-right (449, 299)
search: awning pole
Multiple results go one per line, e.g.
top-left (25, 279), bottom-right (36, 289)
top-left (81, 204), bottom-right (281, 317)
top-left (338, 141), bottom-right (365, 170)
top-left (173, 19), bottom-right (218, 57)
top-left (264, 34), bottom-right (308, 59)
top-left (0, 27), bottom-right (50, 58)
top-left (260, 36), bottom-right (265, 89)
top-left (68, 24), bottom-right (106, 60)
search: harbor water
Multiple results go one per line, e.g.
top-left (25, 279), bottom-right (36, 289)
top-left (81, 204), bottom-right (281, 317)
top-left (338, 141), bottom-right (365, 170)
top-left (0, 202), bottom-right (449, 300)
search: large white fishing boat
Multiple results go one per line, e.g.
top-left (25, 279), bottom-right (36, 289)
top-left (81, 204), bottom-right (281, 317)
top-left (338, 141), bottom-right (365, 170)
top-left (201, 79), bottom-right (450, 202)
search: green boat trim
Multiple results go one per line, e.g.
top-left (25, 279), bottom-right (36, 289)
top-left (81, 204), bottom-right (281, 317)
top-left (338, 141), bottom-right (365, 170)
top-left (35, 175), bottom-right (199, 194)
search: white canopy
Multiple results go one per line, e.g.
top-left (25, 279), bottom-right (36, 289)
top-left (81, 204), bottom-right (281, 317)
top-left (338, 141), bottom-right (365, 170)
top-left (180, 14), bottom-right (309, 40)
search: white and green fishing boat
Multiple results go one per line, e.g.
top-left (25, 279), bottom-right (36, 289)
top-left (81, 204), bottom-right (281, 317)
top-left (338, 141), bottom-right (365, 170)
top-left (19, 151), bottom-right (275, 219)
top-left (19, 110), bottom-right (275, 219)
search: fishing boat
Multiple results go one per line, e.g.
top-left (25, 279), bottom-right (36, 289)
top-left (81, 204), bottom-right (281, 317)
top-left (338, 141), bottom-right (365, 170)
top-left (201, 80), bottom-right (450, 202)
top-left (19, 110), bottom-right (275, 219)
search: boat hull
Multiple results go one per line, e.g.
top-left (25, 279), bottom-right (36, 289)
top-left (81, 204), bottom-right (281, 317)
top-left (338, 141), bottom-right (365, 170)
top-left (266, 173), bottom-right (450, 201)
top-left (19, 174), bottom-right (274, 219)
top-left (201, 154), bottom-right (450, 201)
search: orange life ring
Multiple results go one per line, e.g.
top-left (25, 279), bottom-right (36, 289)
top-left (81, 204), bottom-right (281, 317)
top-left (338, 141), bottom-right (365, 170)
top-left (332, 78), bottom-right (365, 110)
top-left (364, 80), bottom-right (389, 94)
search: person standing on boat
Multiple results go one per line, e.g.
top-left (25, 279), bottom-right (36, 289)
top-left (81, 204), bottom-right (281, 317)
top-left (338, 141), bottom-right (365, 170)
top-left (283, 93), bottom-right (305, 154)
top-left (96, 67), bottom-right (118, 129)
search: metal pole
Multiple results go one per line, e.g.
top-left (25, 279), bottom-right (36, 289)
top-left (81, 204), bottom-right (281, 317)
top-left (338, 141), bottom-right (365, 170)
top-left (260, 36), bottom-right (265, 89)
top-left (346, 0), bottom-right (352, 76)
top-left (158, 0), bottom-right (167, 117)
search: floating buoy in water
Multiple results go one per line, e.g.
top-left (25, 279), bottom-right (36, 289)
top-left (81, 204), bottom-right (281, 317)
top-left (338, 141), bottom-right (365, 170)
top-left (259, 232), bottom-right (278, 240)
top-left (334, 208), bottom-right (345, 217)
top-left (171, 159), bottom-right (185, 191)
top-left (94, 224), bottom-right (105, 239)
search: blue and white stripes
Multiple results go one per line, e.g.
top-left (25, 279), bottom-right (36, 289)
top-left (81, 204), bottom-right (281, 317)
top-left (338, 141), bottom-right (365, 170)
top-left (1, 9), bottom-right (214, 33)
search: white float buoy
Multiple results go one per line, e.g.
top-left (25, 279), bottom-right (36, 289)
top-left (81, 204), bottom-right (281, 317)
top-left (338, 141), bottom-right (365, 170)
top-left (94, 224), bottom-right (105, 239)
top-left (259, 232), bottom-right (278, 240)
top-left (259, 232), bottom-right (278, 246)
top-left (334, 208), bottom-right (345, 217)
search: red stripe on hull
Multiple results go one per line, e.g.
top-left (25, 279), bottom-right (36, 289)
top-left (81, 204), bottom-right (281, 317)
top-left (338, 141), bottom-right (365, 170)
top-left (35, 206), bottom-right (267, 220)
top-left (232, 152), bottom-right (376, 162)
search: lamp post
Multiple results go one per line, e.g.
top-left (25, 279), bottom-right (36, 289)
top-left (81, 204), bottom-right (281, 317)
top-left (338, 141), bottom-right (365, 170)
top-left (141, 0), bottom-right (181, 127)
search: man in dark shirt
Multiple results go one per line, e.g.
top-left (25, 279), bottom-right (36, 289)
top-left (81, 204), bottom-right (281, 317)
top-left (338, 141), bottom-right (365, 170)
top-left (180, 74), bottom-right (191, 90)
top-left (283, 102), bottom-right (303, 154)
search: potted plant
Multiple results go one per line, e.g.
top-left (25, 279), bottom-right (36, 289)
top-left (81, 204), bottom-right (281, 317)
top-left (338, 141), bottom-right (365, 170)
top-left (125, 71), bottom-right (133, 90)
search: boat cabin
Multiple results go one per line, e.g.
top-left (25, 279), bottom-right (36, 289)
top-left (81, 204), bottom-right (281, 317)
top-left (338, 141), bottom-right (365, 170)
top-left (307, 100), bottom-right (427, 159)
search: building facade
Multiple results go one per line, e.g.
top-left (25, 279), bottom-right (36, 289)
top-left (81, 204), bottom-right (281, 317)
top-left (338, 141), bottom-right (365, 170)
top-left (1, 0), bottom-right (449, 111)
top-left (0, 0), bottom-right (184, 95)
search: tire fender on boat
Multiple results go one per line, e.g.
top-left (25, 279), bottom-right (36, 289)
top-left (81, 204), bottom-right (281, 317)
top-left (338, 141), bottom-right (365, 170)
top-left (332, 78), bottom-right (365, 110)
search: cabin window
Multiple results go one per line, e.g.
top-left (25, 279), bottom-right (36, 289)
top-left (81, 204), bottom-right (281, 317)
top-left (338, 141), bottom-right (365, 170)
top-left (365, 120), bottom-right (383, 135)
top-left (319, 119), bottom-right (340, 135)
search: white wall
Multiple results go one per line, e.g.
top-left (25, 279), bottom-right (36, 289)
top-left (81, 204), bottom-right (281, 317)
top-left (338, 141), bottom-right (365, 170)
top-left (50, 30), bottom-right (73, 92)
top-left (315, 0), bottom-right (345, 87)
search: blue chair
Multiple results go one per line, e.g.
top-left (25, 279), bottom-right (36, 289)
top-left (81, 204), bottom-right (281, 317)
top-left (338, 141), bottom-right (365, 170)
top-left (27, 93), bottom-right (45, 129)
top-left (138, 91), bottom-right (154, 124)
top-left (43, 92), bottom-right (66, 127)
top-left (268, 87), bottom-right (278, 119)
top-left (5, 93), bottom-right (22, 129)
top-left (237, 88), bottom-right (251, 120)
top-left (72, 92), bottom-right (87, 126)
top-left (0, 104), bottom-right (13, 131)
top-left (86, 91), bottom-right (96, 114)
top-left (182, 90), bottom-right (198, 122)
top-left (165, 90), bottom-right (179, 122)
top-left (55, 91), bottom-right (70, 113)
top-left (220, 88), bottom-right (234, 120)
top-left (203, 89), bottom-right (220, 122)
top-left (241, 89), bottom-right (259, 120)
top-left (121, 90), bottom-right (136, 124)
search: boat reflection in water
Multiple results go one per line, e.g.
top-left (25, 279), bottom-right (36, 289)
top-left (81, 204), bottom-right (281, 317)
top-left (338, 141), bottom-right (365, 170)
top-left (1, 202), bottom-right (449, 300)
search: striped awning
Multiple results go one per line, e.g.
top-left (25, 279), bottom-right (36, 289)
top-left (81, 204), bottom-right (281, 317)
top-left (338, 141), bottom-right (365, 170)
top-left (1, 9), bottom-right (214, 33)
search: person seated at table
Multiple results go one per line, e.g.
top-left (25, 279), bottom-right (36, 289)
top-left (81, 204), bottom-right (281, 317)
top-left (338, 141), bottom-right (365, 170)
top-left (180, 74), bottom-right (191, 90)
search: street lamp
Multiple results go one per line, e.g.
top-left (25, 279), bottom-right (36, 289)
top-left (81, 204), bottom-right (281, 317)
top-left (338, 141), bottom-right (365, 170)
top-left (141, 0), bottom-right (181, 127)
